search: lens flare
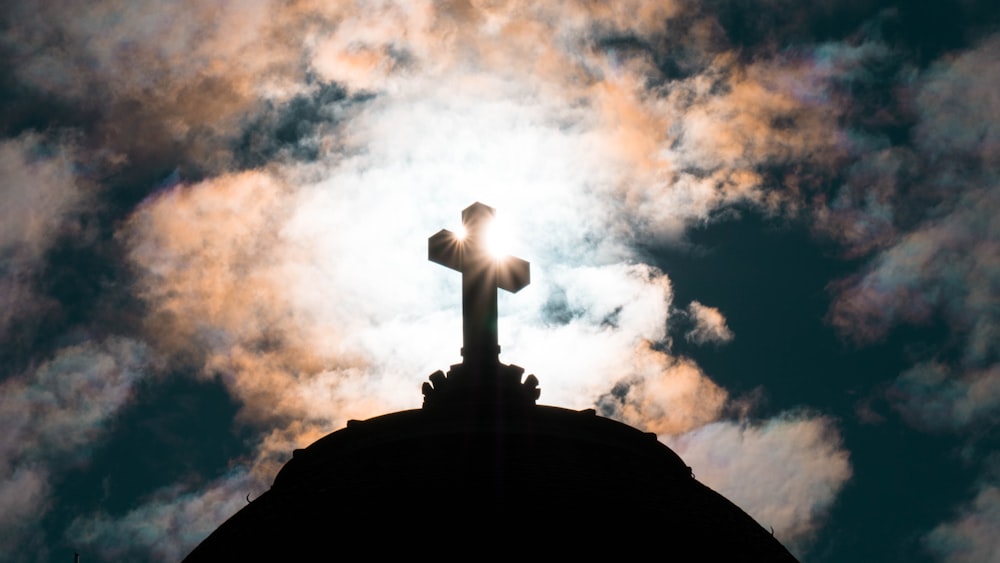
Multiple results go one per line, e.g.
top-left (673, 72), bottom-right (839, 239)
top-left (484, 219), bottom-right (512, 259)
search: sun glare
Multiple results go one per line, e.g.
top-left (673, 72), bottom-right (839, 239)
top-left (484, 219), bottom-right (512, 259)
top-left (454, 224), bottom-right (467, 240)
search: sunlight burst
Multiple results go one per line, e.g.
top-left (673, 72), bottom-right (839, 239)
top-left (484, 218), bottom-right (512, 259)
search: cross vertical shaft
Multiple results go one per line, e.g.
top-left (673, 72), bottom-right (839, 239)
top-left (459, 204), bottom-right (500, 372)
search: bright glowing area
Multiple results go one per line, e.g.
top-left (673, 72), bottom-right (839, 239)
top-left (484, 218), bottom-right (513, 259)
top-left (454, 224), bottom-right (467, 240)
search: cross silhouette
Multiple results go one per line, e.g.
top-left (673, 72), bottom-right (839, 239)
top-left (429, 202), bottom-right (530, 375)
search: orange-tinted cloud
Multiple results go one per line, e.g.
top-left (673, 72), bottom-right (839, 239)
top-left (686, 300), bottom-right (734, 345)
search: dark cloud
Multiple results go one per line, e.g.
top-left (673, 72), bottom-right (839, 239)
top-left (234, 82), bottom-right (367, 168)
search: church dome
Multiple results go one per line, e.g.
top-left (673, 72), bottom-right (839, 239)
top-left (184, 396), bottom-right (797, 560)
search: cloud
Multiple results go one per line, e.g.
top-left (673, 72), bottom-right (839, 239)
top-left (663, 414), bottom-right (852, 555)
top-left (2, 0), bottom-right (350, 176)
top-left (0, 465), bottom-right (50, 556)
top-left (914, 35), bottom-right (1000, 163)
top-left (123, 170), bottom-right (392, 429)
top-left (66, 415), bottom-right (356, 561)
top-left (121, 159), bottom-right (731, 425)
top-left (925, 485), bottom-right (1000, 563)
top-left (0, 134), bottom-right (84, 261)
top-left (2, 0), bottom-right (857, 235)
top-left (595, 345), bottom-right (729, 435)
top-left (818, 33), bottom-right (1000, 560)
top-left (889, 363), bottom-right (1000, 433)
top-left (0, 134), bottom-right (87, 341)
top-left (827, 33), bottom-right (1000, 354)
top-left (0, 338), bottom-right (151, 555)
top-left (685, 300), bottom-right (734, 345)
top-left (68, 469), bottom-right (256, 562)
top-left (828, 185), bottom-right (1000, 354)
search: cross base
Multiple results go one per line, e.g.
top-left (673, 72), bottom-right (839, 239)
top-left (422, 362), bottom-right (540, 411)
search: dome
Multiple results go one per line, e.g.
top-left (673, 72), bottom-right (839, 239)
top-left (184, 364), bottom-right (797, 560)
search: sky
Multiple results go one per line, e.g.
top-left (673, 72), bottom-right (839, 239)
top-left (0, 0), bottom-right (998, 561)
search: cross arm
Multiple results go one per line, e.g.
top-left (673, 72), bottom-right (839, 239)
top-left (428, 229), bottom-right (462, 272)
top-left (497, 256), bottom-right (530, 293)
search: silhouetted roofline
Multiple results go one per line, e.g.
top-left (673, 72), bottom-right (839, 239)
top-left (185, 405), bottom-right (798, 561)
top-left (275, 404), bottom-right (692, 489)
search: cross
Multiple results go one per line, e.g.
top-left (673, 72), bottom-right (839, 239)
top-left (429, 202), bottom-right (530, 376)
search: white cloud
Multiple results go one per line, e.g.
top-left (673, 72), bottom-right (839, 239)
top-left (686, 300), bottom-right (734, 345)
top-left (663, 414), bottom-right (852, 555)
